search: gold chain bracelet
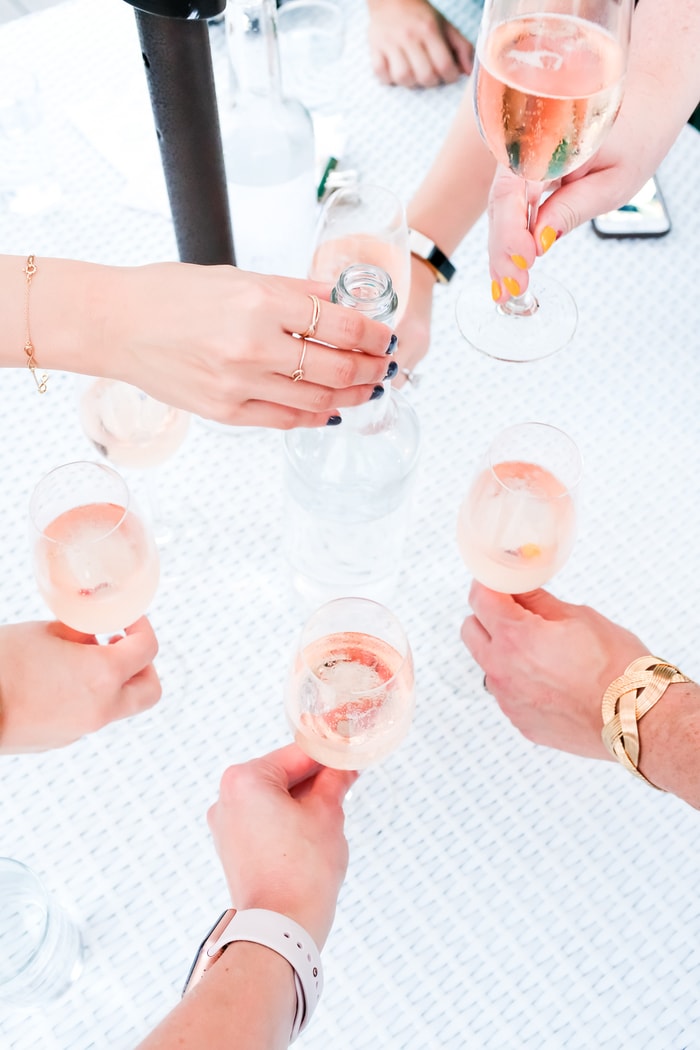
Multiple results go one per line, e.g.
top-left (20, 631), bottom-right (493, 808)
top-left (23, 255), bottom-right (49, 394)
top-left (601, 655), bottom-right (692, 789)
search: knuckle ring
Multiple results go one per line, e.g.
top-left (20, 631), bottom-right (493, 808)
top-left (291, 337), bottom-right (308, 382)
top-left (300, 294), bottom-right (321, 339)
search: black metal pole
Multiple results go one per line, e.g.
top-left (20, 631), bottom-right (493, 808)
top-left (125, 0), bottom-right (235, 266)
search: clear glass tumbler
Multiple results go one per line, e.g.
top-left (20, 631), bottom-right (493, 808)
top-left (0, 858), bottom-right (84, 1007)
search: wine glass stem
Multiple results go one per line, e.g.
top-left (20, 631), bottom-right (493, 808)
top-left (499, 179), bottom-right (542, 318)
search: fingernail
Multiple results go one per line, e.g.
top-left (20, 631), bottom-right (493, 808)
top-left (326, 415), bottom-right (342, 426)
top-left (540, 226), bottom-right (557, 253)
top-left (503, 276), bottom-right (521, 297)
top-left (511, 253), bottom-right (528, 270)
top-left (491, 279), bottom-right (501, 302)
top-left (384, 360), bottom-right (398, 380)
top-left (369, 384), bottom-right (385, 401)
top-left (385, 334), bottom-right (398, 355)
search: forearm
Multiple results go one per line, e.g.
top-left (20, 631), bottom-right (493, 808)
top-left (612, 0), bottom-right (700, 176)
top-left (0, 254), bottom-right (117, 378)
top-left (637, 682), bottom-right (700, 809)
top-left (407, 87), bottom-right (495, 254)
top-left (136, 942), bottom-right (296, 1050)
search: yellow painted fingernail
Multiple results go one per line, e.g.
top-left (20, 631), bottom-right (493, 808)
top-left (511, 254), bottom-right (528, 270)
top-left (491, 279), bottom-right (501, 302)
top-left (503, 276), bottom-right (521, 297)
top-left (540, 226), bottom-right (557, 253)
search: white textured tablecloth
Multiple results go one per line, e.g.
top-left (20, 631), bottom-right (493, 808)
top-left (1, 2), bottom-right (700, 1048)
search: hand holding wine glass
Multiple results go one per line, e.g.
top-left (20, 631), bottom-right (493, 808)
top-left (285, 597), bottom-right (415, 770)
top-left (457, 0), bottom-right (633, 361)
top-left (29, 461), bottom-right (159, 638)
top-left (457, 423), bottom-right (582, 594)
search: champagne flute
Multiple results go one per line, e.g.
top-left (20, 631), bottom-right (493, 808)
top-left (457, 422), bottom-right (582, 594)
top-left (456, 0), bottom-right (633, 361)
top-left (308, 183), bottom-right (411, 322)
top-left (285, 597), bottom-right (415, 770)
top-left (29, 461), bottom-right (159, 638)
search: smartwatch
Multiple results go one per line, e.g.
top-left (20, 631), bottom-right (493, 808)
top-left (182, 908), bottom-right (323, 1043)
top-left (408, 228), bottom-right (456, 284)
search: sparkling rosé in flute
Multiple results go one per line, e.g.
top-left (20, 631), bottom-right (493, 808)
top-left (475, 14), bottom-right (625, 181)
top-left (34, 502), bottom-right (160, 635)
top-left (457, 460), bottom-right (576, 593)
top-left (286, 630), bottom-right (415, 769)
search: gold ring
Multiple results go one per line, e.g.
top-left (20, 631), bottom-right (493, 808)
top-left (300, 294), bottom-right (321, 339)
top-left (291, 338), bottom-right (307, 382)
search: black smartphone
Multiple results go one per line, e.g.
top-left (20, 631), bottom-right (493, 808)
top-left (591, 176), bottom-right (672, 239)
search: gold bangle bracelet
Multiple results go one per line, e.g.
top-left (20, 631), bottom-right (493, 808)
top-left (23, 255), bottom-right (49, 394)
top-left (601, 655), bottom-right (692, 788)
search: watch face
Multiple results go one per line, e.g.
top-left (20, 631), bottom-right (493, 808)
top-left (182, 909), bottom-right (236, 996)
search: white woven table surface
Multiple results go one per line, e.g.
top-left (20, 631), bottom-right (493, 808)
top-left (1, 2), bottom-right (699, 1048)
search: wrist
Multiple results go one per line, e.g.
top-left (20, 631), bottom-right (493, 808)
top-left (637, 681), bottom-right (700, 805)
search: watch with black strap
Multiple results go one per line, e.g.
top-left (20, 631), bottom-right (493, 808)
top-left (408, 228), bottom-right (456, 284)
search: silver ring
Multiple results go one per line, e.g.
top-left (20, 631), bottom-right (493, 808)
top-left (401, 367), bottom-right (422, 388)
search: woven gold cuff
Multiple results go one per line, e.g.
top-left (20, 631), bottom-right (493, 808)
top-left (601, 655), bottom-right (691, 789)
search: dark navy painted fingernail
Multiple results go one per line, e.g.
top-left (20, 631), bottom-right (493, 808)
top-left (369, 384), bottom-right (385, 401)
top-left (385, 334), bottom-right (398, 354)
top-left (326, 415), bottom-right (342, 426)
top-left (384, 360), bottom-right (398, 380)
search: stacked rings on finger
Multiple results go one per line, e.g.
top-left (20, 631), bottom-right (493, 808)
top-left (300, 294), bottom-right (321, 339)
top-left (291, 338), bottom-right (307, 382)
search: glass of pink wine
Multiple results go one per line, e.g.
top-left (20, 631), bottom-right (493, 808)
top-left (456, 0), bottom-right (633, 361)
top-left (285, 597), bottom-right (415, 771)
top-left (29, 461), bottom-right (159, 639)
top-left (308, 183), bottom-right (411, 324)
top-left (457, 422), bottom-right (582, 594)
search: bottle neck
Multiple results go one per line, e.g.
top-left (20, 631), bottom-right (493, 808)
top-left (226, 0), bottom-right (283, 101)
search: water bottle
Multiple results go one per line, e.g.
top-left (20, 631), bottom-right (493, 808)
top-left (284, 264), bottom-right (421, 608)
top-left (222, 0), bottom-right (317, 277)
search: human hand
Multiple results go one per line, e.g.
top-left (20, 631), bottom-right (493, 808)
top-left (0, 617), bottom-right (161, 753)
top-left (207, 744), bottom-right (357, 948)
top-left (393, 256), bottom-right (435, 388)
top-left (96, 263), bottom-right (395, 429)
top-left (461, 582), bottom-right (648, 759)
top-left (367, 0), bottom-right (473, 88)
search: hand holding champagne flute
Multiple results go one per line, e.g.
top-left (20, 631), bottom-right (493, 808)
top-left (30, 461), bottom-right (159, 638)
top-left (457, 0), bottom-right (633, 360)
top-left (285, 598), bottom-right (415, 770)
top-left (457, 423), bottom-right (582, 594)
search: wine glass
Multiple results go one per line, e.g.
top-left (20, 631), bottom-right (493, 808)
top-left (308, 183), bottom-right (411, 323)
top-left (456, 0), bottom-right (633, 361)
top-left (285, 597), bottom-right (415, 771)
top-left (76, 377), bottom-right (202, 572)
top-left (457, 422), bottom-right (582, 594)
top-left (29, 461), bottom-right (159, 639)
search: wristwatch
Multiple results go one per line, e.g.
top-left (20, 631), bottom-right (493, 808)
top-left (408, 228), bottom-right (456, 284)
top-left (182, 908), bottom-right (323, 1043)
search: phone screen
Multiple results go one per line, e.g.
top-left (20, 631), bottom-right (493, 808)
top-left (592, 178), bottom-right (671, 238)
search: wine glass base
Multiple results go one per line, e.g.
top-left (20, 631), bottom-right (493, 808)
top-left (456, 274), bottom-right (578, 363)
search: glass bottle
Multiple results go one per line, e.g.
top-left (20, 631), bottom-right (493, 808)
top-left (222, 0), bottom-right (317, 277)
top-left (283, 264), bottom-right (421, 609)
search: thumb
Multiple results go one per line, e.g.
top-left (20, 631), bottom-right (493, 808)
top-left (513, 588), bottom-right (571, 621)
top-left (533, 167), bottom-right (628, 254)
top-left (444, 23), bottom-right (474, 74)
